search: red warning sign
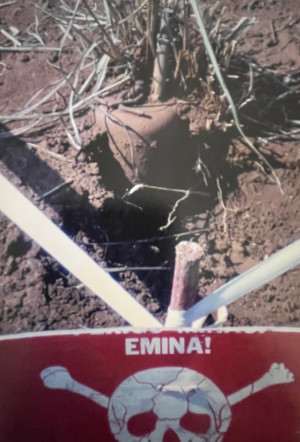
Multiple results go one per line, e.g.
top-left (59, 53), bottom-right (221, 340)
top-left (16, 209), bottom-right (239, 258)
top-left (0, 327), bottom-right (299, 441)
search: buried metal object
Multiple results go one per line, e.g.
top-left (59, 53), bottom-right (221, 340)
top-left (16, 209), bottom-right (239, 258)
top-left (95, 101), bottom-right (187, 184)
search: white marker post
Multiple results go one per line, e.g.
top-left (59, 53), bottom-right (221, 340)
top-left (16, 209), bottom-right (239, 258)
top-left (185, 238), bottom-right (300, 326)
top-left (0, 174), bottom-right (161, 327)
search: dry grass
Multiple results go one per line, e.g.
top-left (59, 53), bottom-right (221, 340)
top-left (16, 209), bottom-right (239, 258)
top-left (0, 0), bottom-right (298, 179)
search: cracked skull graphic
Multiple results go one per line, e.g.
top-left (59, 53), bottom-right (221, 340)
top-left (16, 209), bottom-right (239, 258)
top-left (108, 367), bottom-right (231, 441)
top-left (41, 363), bottom-right (294, 442)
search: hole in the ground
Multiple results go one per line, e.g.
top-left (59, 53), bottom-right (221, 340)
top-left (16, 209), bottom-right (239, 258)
top-left (86, 122), bottom-right (244, 247)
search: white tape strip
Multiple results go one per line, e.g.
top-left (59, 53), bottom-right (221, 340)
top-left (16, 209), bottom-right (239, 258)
top-left (165, 308), bottom-right (188, 327)
top-left (165, 305), bottom-right (228, 329)
top-left (0, 174), bottom-right (161, 327)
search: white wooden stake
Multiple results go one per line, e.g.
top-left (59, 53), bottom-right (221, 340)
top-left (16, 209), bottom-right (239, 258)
top-left (186, 239), bottom-right (300, 325)
top-left (0, 174), bottom-right (161, 327)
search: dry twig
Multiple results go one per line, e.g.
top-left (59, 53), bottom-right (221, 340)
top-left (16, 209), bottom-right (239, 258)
top-left (38, 179), bottom-right (74, 201)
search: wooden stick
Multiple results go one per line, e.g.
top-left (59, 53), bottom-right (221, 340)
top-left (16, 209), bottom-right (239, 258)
top-left (169, 241), bottom-right (203, 311)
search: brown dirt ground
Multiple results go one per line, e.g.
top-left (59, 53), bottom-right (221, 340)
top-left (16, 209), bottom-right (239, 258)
top-left (0, 0), bottom-right (299, 334)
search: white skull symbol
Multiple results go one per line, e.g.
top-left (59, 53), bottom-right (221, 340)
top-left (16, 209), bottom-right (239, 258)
top-left (108, 367), bottom-right (231, 441)
top-left (41, 362), bottom-right (294, 442)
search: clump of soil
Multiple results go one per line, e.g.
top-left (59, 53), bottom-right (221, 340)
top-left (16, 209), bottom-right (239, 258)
top-left (0, 0), bottom-right (299, 334)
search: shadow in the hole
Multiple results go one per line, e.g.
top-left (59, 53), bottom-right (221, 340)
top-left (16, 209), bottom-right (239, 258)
top-left (91, 123), bottom-right (290, 244)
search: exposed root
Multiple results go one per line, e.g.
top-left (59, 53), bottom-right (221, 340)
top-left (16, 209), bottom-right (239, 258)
top-left (216, 177), bottom-right (228, 233)
top-left (159, 190), bottom-right (190, 231)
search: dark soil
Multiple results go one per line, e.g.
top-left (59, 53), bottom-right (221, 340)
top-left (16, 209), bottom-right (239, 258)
top-left (0, 0), bottom-right (299, 334)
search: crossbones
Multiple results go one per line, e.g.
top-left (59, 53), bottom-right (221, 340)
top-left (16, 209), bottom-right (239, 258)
top-left (41, 363), bottom-right (294, 441)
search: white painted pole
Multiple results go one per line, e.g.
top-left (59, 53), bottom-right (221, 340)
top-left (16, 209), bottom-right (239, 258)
top-left (0, 174), bottom-right (161, 327)
top-left (185, 239), bottom-right (300, 326)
